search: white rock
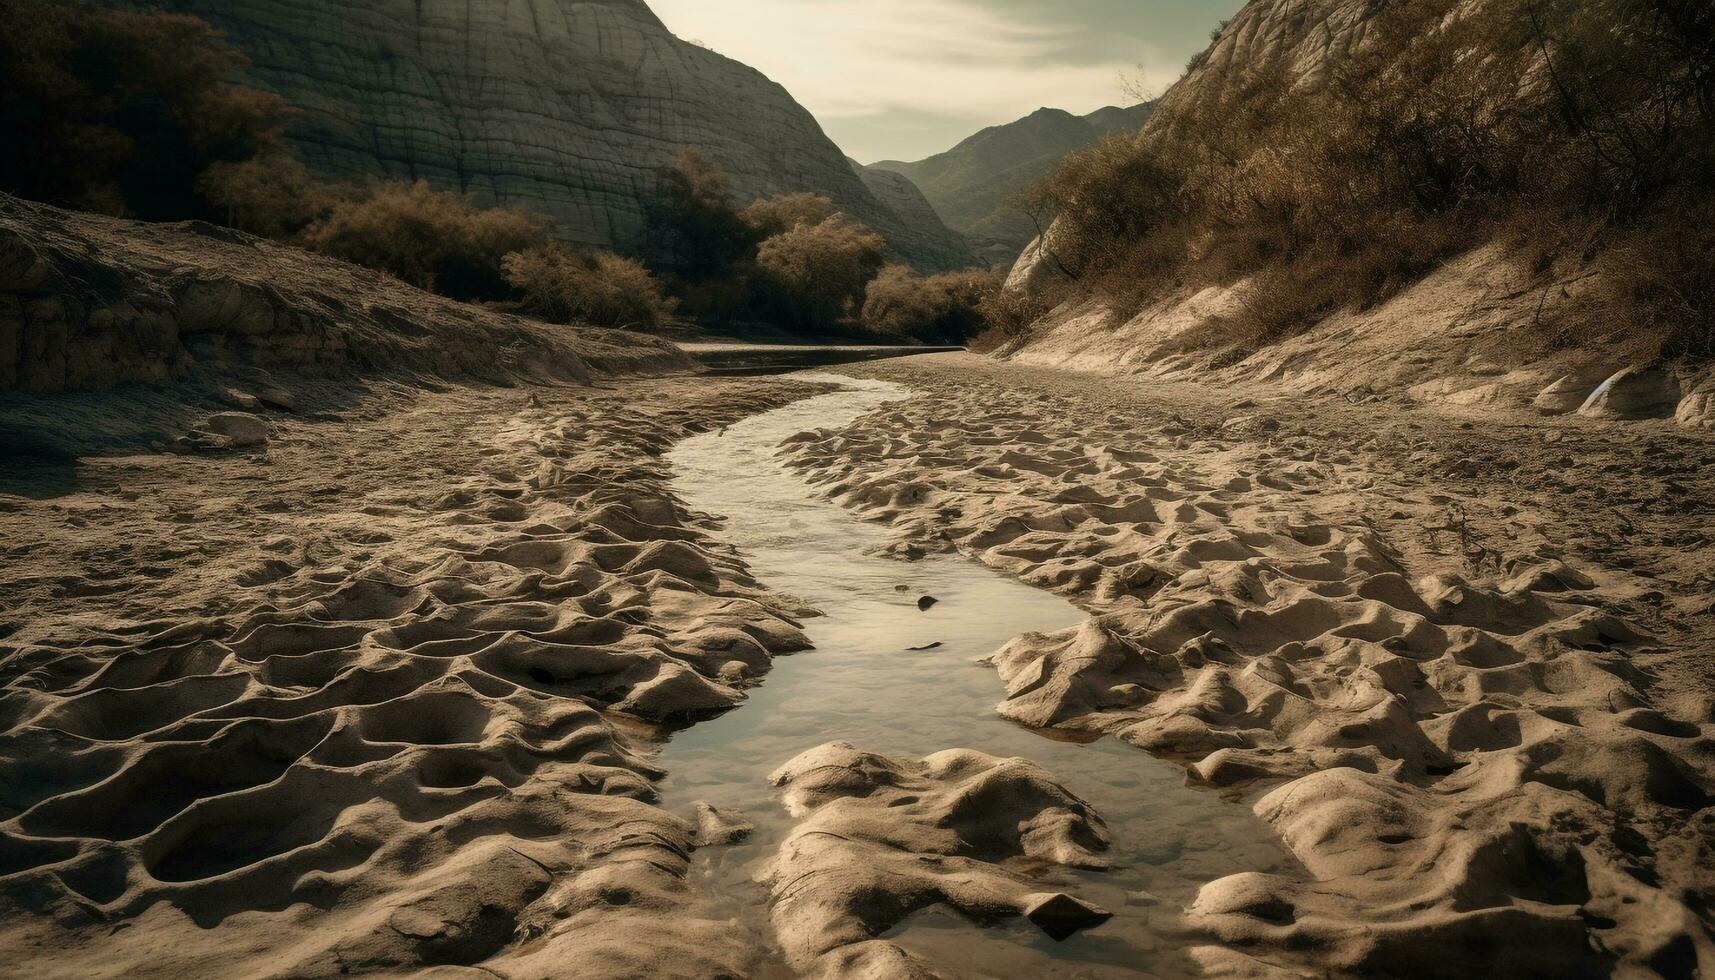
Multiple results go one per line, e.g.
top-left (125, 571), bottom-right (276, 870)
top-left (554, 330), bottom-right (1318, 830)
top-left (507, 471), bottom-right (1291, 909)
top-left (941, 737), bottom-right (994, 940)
top-left (1532, 373), bottom-right (1605, 415)
top-left (1578, 365), bottom-right (1681, 420)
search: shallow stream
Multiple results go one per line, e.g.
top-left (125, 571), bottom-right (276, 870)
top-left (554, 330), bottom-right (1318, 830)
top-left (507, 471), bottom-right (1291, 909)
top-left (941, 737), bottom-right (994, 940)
top-left (659, 374), bottom-right (1293, 978)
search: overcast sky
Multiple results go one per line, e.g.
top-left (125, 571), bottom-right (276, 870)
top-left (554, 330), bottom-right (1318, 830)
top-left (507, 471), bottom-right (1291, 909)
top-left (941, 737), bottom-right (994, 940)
top-left (649, 0), bottom-right (1245, 163)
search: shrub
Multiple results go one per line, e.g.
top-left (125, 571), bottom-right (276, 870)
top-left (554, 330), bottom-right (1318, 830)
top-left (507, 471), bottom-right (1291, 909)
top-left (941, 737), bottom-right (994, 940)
top-left (740, 193), bottom-right (836, 237)
top-left (861, 265), bottom-right (1003, 344)
top-left (753, 215), bottom-right (886, 330)
top-left (0, 0), bottom-right (290, 219)
top-left (197, 153), bottom-right (329, 239)
top-left (300, 180), bottom-right (548, 300)
top-left (502, 245), bottom-right (674, 329)
top-left (644, 149), bottom-right (759, 281)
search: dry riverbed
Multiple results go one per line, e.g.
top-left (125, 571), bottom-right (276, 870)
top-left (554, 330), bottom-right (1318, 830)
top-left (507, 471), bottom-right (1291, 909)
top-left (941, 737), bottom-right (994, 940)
top-left (0, 375), bottom-right (828, 977)
top-left (2, 353), bottom-right (1713, 978)
top-left (777, 353), bottom-right (1715, 978)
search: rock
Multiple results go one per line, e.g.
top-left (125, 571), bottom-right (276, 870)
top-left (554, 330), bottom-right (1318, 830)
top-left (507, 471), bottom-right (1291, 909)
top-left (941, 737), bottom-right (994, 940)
top-left (917, 595), bottom-right (939, 611)
top-left (202, 412), bottom-right (271, 447)
top-left (1676, 386), bottom-right (1715, 430)
top-left (0, 226), bottom-right (52, 292)
top-left (1578, 364), bottom-right (1681, 420)
top-left (692, 802), bottom-right (752, 846)
top-left (169, 431), bottom-right (236, 454)
top-left (1532, 373), bottom-right (1606, 415)
top-left (257, 387), bottom-right (298, 413)
top-left (1022, 892), bottom-right (1113, 941)
top-left (115, 0), bottom-right (971, 271)
top-left (217, 387), bottom-right (261, 410)
top-left (173, 277), bottom-right (276, 335)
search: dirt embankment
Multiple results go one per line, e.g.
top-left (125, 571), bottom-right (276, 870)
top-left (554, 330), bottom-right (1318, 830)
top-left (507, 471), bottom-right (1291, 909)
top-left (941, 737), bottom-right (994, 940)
top-left (0, 193), bottom-right (691, 455)
top-left (781, 353), bottom-right (1715, 977)
top-left (1006, 245), bottom-right (1715, 435)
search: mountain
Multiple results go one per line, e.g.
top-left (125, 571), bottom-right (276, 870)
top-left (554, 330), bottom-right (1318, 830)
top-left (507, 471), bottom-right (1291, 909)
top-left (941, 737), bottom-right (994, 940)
top-left (115, 0), bottom-right (972, 271)
top-left (870, 104), bottom-right (1154, 265)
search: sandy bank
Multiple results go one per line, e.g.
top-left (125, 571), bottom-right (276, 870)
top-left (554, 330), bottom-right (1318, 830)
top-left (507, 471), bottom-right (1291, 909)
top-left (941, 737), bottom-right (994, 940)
top-left (780, 353), bottom-right (1715, 977)
top-left (0, 375), bottom-right (829, 977)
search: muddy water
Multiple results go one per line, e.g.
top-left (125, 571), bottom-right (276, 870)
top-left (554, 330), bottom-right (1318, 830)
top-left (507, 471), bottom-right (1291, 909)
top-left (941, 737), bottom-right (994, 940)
top-left (660, 374), bottom-right (1294, 978)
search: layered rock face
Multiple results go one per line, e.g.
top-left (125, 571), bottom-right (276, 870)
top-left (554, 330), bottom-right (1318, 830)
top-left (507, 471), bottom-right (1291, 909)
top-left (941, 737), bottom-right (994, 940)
top-left (871, 104), bottom-right (1153, 265)
top-left (126, 0), bottom-right (971, 270)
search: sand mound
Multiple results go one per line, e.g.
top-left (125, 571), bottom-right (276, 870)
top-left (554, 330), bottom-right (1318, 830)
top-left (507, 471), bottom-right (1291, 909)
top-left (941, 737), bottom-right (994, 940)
top-left (762, 742), bottom-right (1112, 977)
top-left (0, 377), bottom-right (825, 977)
top-left (780, 355), bottom-right (1715, 976)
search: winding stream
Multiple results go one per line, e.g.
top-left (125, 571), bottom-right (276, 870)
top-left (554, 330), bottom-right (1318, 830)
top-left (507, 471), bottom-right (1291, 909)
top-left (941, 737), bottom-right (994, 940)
top-left (659, 374), bottom-right (1294, 978)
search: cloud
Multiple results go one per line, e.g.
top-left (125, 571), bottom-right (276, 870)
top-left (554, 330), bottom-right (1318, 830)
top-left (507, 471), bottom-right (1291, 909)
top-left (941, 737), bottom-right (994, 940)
top-left (650, 0), bottom-right (1181, 160)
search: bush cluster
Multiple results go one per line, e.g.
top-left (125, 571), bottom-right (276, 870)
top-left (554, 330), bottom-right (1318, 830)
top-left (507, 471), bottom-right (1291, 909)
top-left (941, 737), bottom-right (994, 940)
top-left (642, 151), bottom-right (997, 340)
top-left (298, 180), bottom-right (548, 301)
top-left (862, 266), bottom-right (1004, 345)
top-left (0, 0), bottom-right (289, 219)
top-left (502, 245), bottom-right (674, 329)
top-left (1030, 0), bottom-right (1715, 357)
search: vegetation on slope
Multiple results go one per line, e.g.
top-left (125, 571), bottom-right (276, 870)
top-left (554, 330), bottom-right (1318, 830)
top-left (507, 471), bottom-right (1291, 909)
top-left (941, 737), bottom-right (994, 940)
top-left (0, 2), bottom-right (1006, 343)
top-left (1029, 0), bottom-right (1715, 359)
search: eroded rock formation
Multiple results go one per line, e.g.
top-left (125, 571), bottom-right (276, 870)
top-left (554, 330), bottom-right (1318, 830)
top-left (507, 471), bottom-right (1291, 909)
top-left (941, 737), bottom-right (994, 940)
top-left (128, 0), bottom-right (972, 270)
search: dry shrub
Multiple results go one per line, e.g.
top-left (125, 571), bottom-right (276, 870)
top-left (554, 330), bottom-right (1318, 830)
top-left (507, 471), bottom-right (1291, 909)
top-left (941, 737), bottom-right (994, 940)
top-left (740, 193), bottom-right (836, 237)
top-left (502, 245), bottom-right (674, 329)
top-left (1030, 0), bottom-right (1715, 353)
top-left (862, 265), bottom-right (1003, 344)
top-left (197, 153), bottom-right (330, 239)
top-left (0, 0), bottom-right (289, 220)
top-left (753, 216), bottom-right (886, 330)
top-left (644, 149), bottom-right (759, 281)
top-left (301, 181), bottom-right (548, 300)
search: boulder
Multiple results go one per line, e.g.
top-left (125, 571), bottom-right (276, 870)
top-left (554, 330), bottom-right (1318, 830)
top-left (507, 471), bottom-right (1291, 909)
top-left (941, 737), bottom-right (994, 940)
top-left (202, 412), bottom-right (271, 447)
top-left (1578, 365), bottom-right (1681, 420)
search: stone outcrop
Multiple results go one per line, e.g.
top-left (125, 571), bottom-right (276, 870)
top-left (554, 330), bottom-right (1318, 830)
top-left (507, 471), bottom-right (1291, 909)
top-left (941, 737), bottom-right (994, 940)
top-left (124, 0), bottom-right (971, 271)
top-left (871, 104), bottom-right (1153, 265)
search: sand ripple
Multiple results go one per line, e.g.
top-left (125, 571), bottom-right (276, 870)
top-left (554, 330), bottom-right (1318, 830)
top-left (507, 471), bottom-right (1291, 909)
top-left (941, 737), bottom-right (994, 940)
top-left (779, 359), bottom-right (1715, 977)
top-left (0, 379), bottom-right (818, 977)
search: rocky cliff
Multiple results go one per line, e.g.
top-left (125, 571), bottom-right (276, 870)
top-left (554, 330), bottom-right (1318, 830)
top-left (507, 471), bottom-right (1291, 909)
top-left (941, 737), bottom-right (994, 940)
top-left (121, 0), bottom-right (972, 271)
top-left (871, 104), bottom-right (1153, 265)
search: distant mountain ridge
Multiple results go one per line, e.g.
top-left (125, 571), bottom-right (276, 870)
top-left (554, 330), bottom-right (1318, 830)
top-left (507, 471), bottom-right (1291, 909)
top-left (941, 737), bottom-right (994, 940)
top-left (108, 0), bottom-right (973, 271)
top-left (870, 103), bottom-right (1154, 264)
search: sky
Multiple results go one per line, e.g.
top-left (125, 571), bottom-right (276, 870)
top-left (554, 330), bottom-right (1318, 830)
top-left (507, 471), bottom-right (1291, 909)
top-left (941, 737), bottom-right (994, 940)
top-left (649, 0), bottom-right (1246, 164)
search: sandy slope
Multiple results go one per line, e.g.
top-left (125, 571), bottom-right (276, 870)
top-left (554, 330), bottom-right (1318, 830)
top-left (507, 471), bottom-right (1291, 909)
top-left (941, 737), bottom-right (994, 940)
top-left (0, 375), bottom-right (829, 977)
top-left (779, 353), bottom-right (1715, 977)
